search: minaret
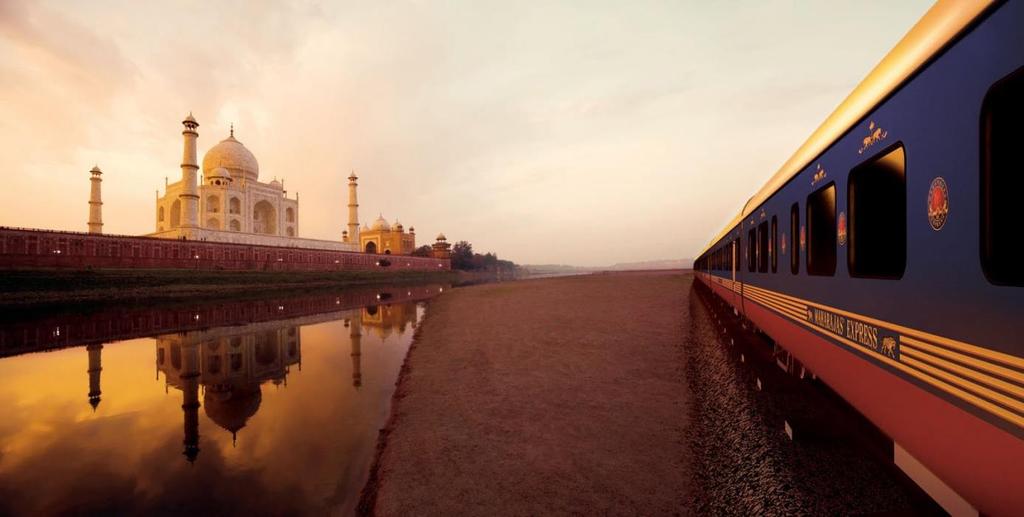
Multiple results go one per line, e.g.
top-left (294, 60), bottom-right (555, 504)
top-left (350, 312), bottom-right (362, 388)
top-left (87, 343), bottom-right (103, 410)
top-left (88, 166), bottom-right (103, 234)
top-left (179, 113), bottom-right (200, 230)
top-left (180, 341), bottom-right (201, 463)
top-left (347, 171), bottom-right (359, 245)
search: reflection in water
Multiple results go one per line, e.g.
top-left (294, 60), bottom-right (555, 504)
top-left (88, 343), bottom-right (103, 411)
top-left (156, 323), bottom-right (302, 461)
top-left (0, 284), bottom-right (446, 515)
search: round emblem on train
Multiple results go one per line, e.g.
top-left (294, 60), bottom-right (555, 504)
top-left (837, 212), bottom-right (847, 246)
top-left (927, 177), bottom-right (949, 231)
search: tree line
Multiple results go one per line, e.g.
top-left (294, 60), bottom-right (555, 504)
top-left (410, 240), bottom-right (517, 273)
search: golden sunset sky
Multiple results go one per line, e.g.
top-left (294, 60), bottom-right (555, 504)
top-left (0, 0), bottom-right (930, 266)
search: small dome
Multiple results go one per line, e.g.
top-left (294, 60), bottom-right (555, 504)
top-left (372, 215), bottom-right (391, 231)
top-left (394, 220), bottom-right (404, 230)
top-left (409, 226), bottom-right (415, 233)
top-left (204, 384), bottom-right (262, 435)
top-left (183, 112), bottom-right (198, 125)
top-left (436, 233), bottom-right (447, 241)
top-left (89, 165), bottom-right (102, 174)
top-left (202, 133), bottom-right (259, 182)
top-left (269, 178), bottom-right (282, 188)
top-left (208, 166), bottom-right (231, 180)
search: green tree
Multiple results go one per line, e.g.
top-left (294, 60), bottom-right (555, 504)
top-left (451, 241), bottom-right (474, 270)
top-left (410, 245), bottom-right (432, 257)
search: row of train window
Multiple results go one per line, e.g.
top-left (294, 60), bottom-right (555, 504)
top-left (697, 66), bottom-right (1023, 286)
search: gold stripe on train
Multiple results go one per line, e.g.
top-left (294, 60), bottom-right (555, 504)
top-left (733, 280), bottom-right (1024, 429)
top-left (748, 283), bottom-right (1023, 374)
top-left (899, 344), bottom-right (1024, 400)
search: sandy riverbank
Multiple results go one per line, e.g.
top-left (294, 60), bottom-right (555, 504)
top-left (360, 271), bottom-right (695, 515)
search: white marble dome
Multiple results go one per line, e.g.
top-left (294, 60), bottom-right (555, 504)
top-left (203, 134), bottom-right (259, 182)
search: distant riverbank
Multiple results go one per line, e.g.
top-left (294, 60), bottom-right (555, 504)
top-left (0, 268), bottom-right (488, 308)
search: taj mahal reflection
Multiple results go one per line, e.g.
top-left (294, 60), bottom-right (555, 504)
top-left (0, 286), bottom-right (444, 514)
top-left (155, 323), bottom-right (301, 462)
top-left (71, 300), bottom-right (429, 463)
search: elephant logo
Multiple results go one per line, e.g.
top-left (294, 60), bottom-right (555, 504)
top-left (881, 336), bottom-right (898, 359)
top-left (858, 121), bottom-right (888, 154)
top-left (811, 163), bottom-right (828, 186)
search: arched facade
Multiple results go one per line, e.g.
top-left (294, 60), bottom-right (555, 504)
top-left (170, 200), bottom-right (181, 228)
top-left (365, 241), bottom-right (377, 253)
top-left (253, 201), bottom-right (276, 235)
top-left (359, 215), bottom-right (416, 255)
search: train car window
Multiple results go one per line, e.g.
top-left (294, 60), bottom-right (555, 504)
top-left (981, 66), bottom-right (1024, 286)
top-left (848, 143), bottom-right (906, 279)
top-left (770, 216), bottom-right (778, 273)
top-left (757, 221), bottom-right (768, 272)
top-left (806, 183), bottom-right (836, 276)
top-left (747, 229), bottom-right (756, 272)
top-left (790, 203), bottom-right (799, 275)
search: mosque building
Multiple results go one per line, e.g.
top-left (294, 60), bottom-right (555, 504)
top-left (143, 113), bottom-right (446, 256)
top-left (358, 216), bottom-right (416, 255)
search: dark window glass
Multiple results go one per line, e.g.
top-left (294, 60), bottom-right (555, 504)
top-left (806, 183), bottom-right (837, 276)
top-left (747, 229), bottom-right (756, 272)
top-left (981, 66), bottom-right (1024, 286)
top-left (849, 143), bottom-right (906, 278)
top-left (733, 239), bottom-right (739, 273)
top-left (771, 216), bottom-right (778, 273)
top-left (757, 221), bottom-right (768, 272)
top-left (790, 203), bottom-right (799, 275)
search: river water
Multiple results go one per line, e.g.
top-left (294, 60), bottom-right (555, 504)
top-left (0, 284), bottom-right (446, 515)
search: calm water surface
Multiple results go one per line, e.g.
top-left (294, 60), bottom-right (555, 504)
top-left (0, 284), bottom-right (447, 515)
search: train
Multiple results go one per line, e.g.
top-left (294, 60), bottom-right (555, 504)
top-left (693, 1), bottom-right (1022, 515)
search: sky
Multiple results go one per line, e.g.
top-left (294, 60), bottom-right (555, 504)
top-left (0, 0), bottom-right (933, 266)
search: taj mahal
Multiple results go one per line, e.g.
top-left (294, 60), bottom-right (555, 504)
top-left (119, 112), bottom-right (449, 257)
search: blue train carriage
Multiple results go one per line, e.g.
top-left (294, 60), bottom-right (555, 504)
top-left (694, 1), bottom-right (1023, 515)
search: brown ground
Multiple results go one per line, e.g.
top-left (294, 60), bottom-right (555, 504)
top-left (362, 271), bottom-right (694, 516)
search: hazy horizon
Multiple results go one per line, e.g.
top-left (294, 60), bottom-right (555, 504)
top-left (0, 0), bottom-right (931, 266)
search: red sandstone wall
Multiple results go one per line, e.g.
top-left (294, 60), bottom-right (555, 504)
top-left (0, 227), bottom-right (450, 272)
top-left (0, 284), bottom-right (447, 357)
